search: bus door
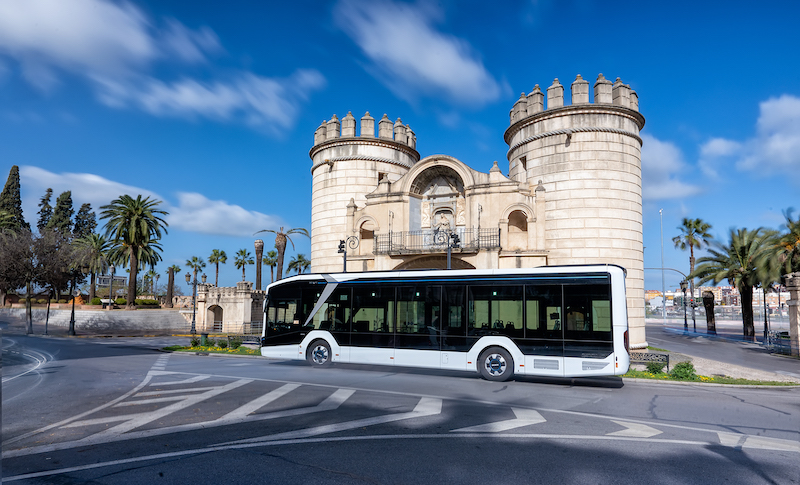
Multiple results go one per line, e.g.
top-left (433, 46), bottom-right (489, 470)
top-left (394, 285), bottom-right (441, 368)
top-left (349, 285), bottom-right (395, 366)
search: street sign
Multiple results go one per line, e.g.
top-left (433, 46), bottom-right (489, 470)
top-left (97, 276), bottom-right (127, 286)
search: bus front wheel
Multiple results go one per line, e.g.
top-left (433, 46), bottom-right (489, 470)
top-left (307, 340), bottom-right (332, 367)
top-left (478, 347), bottom-right (514, 381)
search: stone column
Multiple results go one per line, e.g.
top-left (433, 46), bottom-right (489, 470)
top-left (786, 272), bottom-right (800, 356)
top-left (254, 239), bottom-right (264, 291)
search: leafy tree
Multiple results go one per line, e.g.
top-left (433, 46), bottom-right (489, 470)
top-left (100, 195), bottom-right (168, 309)
top-left (0, 229), bottom-right (33, 306)
top-left (73, 203), bottom-right (97, 238)
top-left (37, 188), bottom-right (53, 230)
top-left (234, 249), bottom-right (254, 281)
top-left (264, 250), bottom-right (278, 283)
top-left (690, 228), bottom-right (773, 341)
top-left (254, 227), bottom-right (309, 281)
top-left (34, 228), bottom-right (75, 302)
top-left (73, 233), bottom-right (111, 301)
top-left (0, 165), bottom-right (30, 231)
top-left (0, 210), bottom-right (14, 230)
top-left (287, 253), bottom-right (310, 274)
top-left (47, 191), bottom-right (74, 233)
top-left (208, 249), bottom-right (227, 287)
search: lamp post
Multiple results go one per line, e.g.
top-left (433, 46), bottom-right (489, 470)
top-left (660, 208), bottom-right (666, 324)
top-left (185, 272), bottom-right (197, 334)
top-left (433, 228), bottom-right (461, 269)
top-left (338, 236), bottom-right (359, 273)
top-left (107, 265), bottom-right (115, 311)
top-left (680, 280), bottom-right (688, 332)
top-left (69, 288), bottom-right (80, 336)
top-left (254, 239), bottom-right (264, 291)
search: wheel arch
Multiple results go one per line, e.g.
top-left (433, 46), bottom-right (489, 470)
top-left (466, 337), bottom-right (525, 374)
top-left (300, 331), bottom-right (342, 362)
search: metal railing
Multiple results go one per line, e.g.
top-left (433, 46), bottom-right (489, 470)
top-left (374, 228), bottom-right (500, 254)
top-left (766, 330), bottom-right (792, 355)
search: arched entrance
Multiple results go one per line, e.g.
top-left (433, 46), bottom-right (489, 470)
top-left (207, 305), bottom-right (223, 332)
top-left (393, 256), bottom-right (475, 270)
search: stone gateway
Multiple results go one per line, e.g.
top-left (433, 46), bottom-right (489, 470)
top-left (309, 74), bottom-right (647, 349)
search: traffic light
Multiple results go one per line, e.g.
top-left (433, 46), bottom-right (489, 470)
top-left (338, 240), bottom-right (345, 253)
top-left (451, 234), bottom-right (460, 247)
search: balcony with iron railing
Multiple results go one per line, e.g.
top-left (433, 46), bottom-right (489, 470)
top-left (373, 227), bottom-right (500, 255)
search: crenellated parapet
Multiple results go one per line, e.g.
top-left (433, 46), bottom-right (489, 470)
top-left (508, 74), bottom-right (642, 128)
top-left (313, 111), bottom-right (417, 150)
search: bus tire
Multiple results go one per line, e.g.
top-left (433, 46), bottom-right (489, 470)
top-left (478, 347), bottom-right (514, 381)
top-left (307, 340), bottom-right (332, 367)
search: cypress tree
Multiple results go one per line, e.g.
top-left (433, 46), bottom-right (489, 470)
top-left (73, 203), bottom-right (97, 238)
top-left (37, 188), bottom-right (53, 230)
top-left (47, 190), bottom-right (74, 233)
top-left (0, 165), bottom-right (30, 231)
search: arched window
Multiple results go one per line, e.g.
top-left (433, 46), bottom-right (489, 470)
top-left (359, 221), bottom-right (374, 255)
top-left (507, 210), bottom-right (528, 249)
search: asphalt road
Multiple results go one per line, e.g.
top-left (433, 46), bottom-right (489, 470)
top-left (645, 323), bottom-right (800, 379)
top-left (3, 335), bottom-right (799, 484)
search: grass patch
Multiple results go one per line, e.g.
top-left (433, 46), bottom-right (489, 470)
top-left (646, 346), bottom-right (670, 352)
top-left (623, 369), bottom-right (796, 386)
top-left (164, 345), bottom-right (260, 356)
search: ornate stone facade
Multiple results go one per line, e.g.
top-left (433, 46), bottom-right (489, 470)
top-left (309, 74), bottom-right (647, 349)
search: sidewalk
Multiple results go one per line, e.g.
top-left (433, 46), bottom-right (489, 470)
top-left (645, 319), bottom-right (800, 384)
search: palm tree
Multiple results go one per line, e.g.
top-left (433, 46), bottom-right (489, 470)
top-left (208, 249), bottom-right (227, 287)
top-left (185, 256), bottom-right (206, 285)
top-left (255, 227), bottom-right (309, 281)
top-left (144, 269), bottom-right (158, 296)
top-left (775, 209), bottom-right (800, 275)
top-left (287, 253), bottom-right (311, 274)
top-left (73, 233), bottom-right (111, 301)
top-left (167, 264), bottom-right (182, 276)
top-left (100, 195), bottom-right (168, 309)
top-left (264, 250), bottom-right (278, 283)
top-left (673, 218), bottom-right (713, 314)
top-left (691, 228), bottom-right (772, 341)
top-left (234, 249), bottom-right (254, 281)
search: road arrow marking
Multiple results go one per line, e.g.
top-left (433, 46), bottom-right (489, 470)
top-left (219, 396), bottom-right (443, 446)
top-left (607, 420), bottom-right (662, 438)
top-left (451, 408), bottom-right (546, 433)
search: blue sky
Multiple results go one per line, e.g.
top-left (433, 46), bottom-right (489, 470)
top-left (1, 0), bottom-right (798, 293)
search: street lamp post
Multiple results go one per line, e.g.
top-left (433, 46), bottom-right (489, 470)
top-left (107, 265), bottom-right (115, 311)
top-left (433, 228), bottom-right (461, 269)
top-left (186, 272), bottom-right (197, 334)
top-left (69, 288), bottom-right (80, 336)
top-left (680, 280), bottom-right (688, 332)
top-left (660, 208), bottom-right (666, 324)
top-left (338, 236), bottom-right (359, 273)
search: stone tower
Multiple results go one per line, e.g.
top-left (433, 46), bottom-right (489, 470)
top-left (309, 111), bottom-right (420, 273)
top-left (504, 74), bottom-right (647, 349)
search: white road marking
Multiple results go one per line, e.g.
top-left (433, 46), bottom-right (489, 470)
top-left (607, 420), bottom-right (663, 438)
top-left (2, 433), bottom-right (769, 483)
top-left (135, 387), bottom-right (218, 397)
top-left (452, 408), bottom-right (546, 433)
top-left (113, 396), bottom-right (190, 406)
top-left (4, 385), bottom-right (355, 458)
top-left (219, 383), bottom-right (300, 420)
top-left (151, 375), bottom-right (210, 386)
top-left (718, 432), bottom-right (746, 447)
top-left (2, 348), bottom-right (51, 383)
top-left (220, 396), bottom-right (443, 446)
top-left (743, 436), bottom-right (800, 453)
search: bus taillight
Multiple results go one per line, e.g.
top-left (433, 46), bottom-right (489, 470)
top-left (623, 330), bottom-right (629, 353)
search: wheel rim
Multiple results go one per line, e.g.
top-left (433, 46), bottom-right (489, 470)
top-left (484, 353), bottom-right (507, 376)
top-left (312, 345), bottom-right (328, 364)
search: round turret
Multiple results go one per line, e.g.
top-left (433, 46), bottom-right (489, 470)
top-left (504, 73), bottom-right (647, 349)
top-left (310, 111), bottom-right (419, 273)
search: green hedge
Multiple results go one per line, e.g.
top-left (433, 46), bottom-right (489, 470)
top-left (91, 297), bottom-right (102, 305)
top-left (115, 298), bottom-right (126, 305)
top-left (134, 299), bottom-right (160, 306)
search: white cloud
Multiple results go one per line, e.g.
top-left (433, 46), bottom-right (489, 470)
top-left (0, 0), bottom-right (323, 131)
top-left (168, 192), bottom-right (281, 236)
top-left (333, 0), bottom-right (503, 105)
top-left (0, 0), bottom-right (156, 89)
top-left (641, 134), bottom-right (703, 200)
top-left (19, 166), bottom-right (282, 237)
top-left (698, 137), bottom-right (741, 178)
top-left (736, 95), bottom-right (800, 174)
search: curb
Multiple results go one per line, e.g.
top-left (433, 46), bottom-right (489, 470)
top-left (622, 377), bottom-right (800, 388)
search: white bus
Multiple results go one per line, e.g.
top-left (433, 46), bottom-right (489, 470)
top-left (260, 265), bottom-right (630, 381)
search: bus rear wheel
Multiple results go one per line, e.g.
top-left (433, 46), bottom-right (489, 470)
top-left (307, 340), bottom-right (332, 367)
top-left (478, 347), bottom-right (513, 381)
